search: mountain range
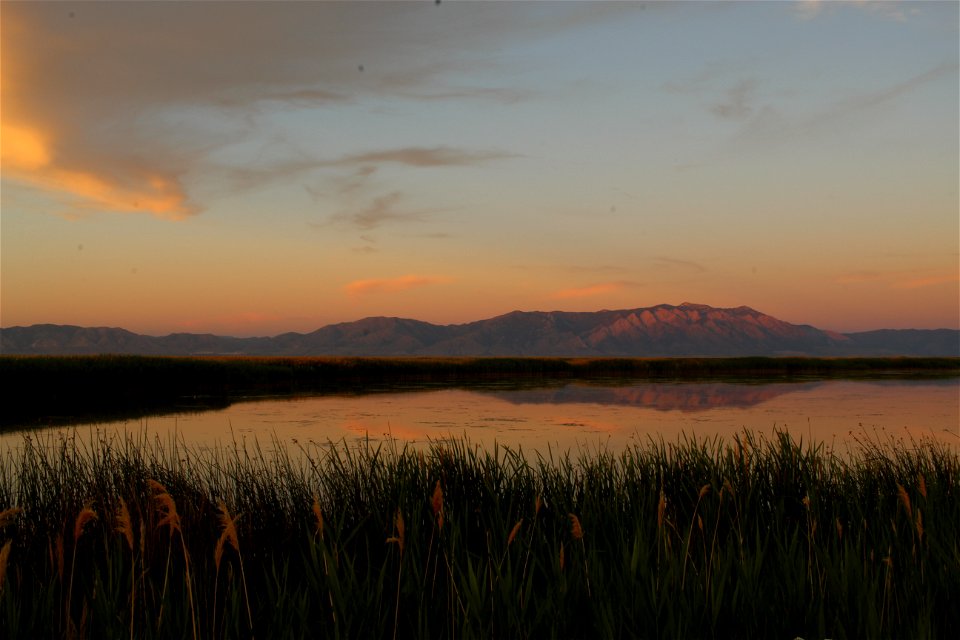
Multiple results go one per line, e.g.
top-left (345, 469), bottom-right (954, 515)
top-left (2, 303), bottom-right (958, 357)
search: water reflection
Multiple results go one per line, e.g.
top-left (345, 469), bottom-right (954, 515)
top-left (483, 380), bottom-right (812, 411)
top-left (2, 378), bottom-right (957, 456)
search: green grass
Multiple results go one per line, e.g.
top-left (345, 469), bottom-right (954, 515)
top-left (3, 354), bottom-right (957, 429)
top-left (1, 428), bottom-right (957, 638)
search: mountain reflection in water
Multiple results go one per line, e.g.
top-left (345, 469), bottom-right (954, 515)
top-left (1, 378), bottom-right (956, 455)
top-left (483, 381), bottom-right (810, 412)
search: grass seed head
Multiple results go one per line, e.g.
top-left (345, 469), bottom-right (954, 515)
top-left (153, 491), bottom-right (181, 537)
top-left (507, 519), bottom-right (523, 547)
top-left (73, 504), bottom-right (98, 542)
top-left (386, 508), bottom-right (405, 555)
top-left (147, 479), bottom-right (168, 495)
top-left (698, 484), bottom-right (711, 499)
top-left (115, 499), bottom-right (134, 552)
top-left (896, 483), bottom-right (912, 519)
top-left (0, 540), bottom-right (11, 594)
top-left (0, 507), bottom-right (22, 530)
top-left (568, 513), bottom-right (584, 540)
top-left (215, 501), bottom-right (240, 570)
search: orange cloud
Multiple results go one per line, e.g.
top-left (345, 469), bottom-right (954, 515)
top-left (344, 275), bottom-right (453, 296)
top-left (1, 122), bottom-right (195, 220)
top-left (893, 274), bottom-right (960, 290)
top-left (551, 281), bottom-right (638, 299)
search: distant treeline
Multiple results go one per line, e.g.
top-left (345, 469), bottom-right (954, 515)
top-left (2, 355), bottom-right (957, 429)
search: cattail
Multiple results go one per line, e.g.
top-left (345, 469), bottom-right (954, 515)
top-left (115, 498), bottom-right (134, 552)
top-left (507, 519), bottom-right (523, 547)
top-left (431, 480), bottom-right (444, 529)
top-left (896, 483), bottom-right (912, 519)
top-left (698, 484), bottom-right (711, 499)
top-left (915, 508), bottom-right (924, 542)
top-left (559, 542), bottom-right (565, 571)
top-left (917, 474), bottom-right (927, 499)
top-left (312, 496), bottom-right (324, 540)
top-left (836, 517), bottom-right (843, 541)
top-left (73, 504), bottom-right (98, 542)
top-left (568, 513), bottom-right (584, 540)
top-left (535, 495), bottom-right (543, 516)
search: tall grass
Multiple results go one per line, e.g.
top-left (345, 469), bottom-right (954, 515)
top-left (0, 427), bottom-right (957, 638)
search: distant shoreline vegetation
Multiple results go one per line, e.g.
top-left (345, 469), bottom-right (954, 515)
top-left (1, 355), bottom-right (958, 430)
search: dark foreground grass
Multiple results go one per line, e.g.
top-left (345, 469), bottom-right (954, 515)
top-left (3, 354), bottom-right (957, 429)
top-left (1, 430), bottom-right (957, 639)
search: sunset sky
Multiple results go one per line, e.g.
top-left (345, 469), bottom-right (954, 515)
top-left (2, 0), bottom-right (957, 337)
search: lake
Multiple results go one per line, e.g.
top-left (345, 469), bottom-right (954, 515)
top-left (3, 377), bottom-right (957, 456)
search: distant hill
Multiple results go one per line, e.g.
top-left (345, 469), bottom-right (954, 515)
top-left (2, 303), bottom-right (958, 357)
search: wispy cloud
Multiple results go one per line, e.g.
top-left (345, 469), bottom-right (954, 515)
top-left (836, 269), bottom-right (959, 290)
top-left (336, 146), bottom-right (517, 168)
top-left (793, 0), bottom-right (920, 23)
top-left (653, 257), bottom-right (707, 273)
top-left (710, 79), bottom-right (757, 120)
top-left (329, 191), bottom-right (437, 230)
top-left (344, 274), bottom-right (453, 296)
top-left (0, 2), bottom-right (540, 219)
top-left (835, 271), bottom-right (882, 285)
top-left (892, 274), bottom-right (960, 290)
top-left (732, 62), bottom-right (957, 148)
top-left (551, 281), bottom-right (642, 299)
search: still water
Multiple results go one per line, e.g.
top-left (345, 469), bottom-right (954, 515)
top-left (4, 378), bottom-right (957, 456)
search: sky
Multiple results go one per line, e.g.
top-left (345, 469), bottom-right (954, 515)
top-left (1, 0), bottom-right (958, 337)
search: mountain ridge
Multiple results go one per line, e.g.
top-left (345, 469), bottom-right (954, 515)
top-left (2, 303), bottom-right (958, 357)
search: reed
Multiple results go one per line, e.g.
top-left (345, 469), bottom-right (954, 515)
top-left (0, 427), bottom-right (957, 638)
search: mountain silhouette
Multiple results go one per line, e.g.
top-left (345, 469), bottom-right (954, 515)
top-left (2, 303), bottom-right (957, 356)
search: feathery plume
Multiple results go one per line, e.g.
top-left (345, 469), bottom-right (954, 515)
top-left (215, 501), bottom-right (240, 571)
top-left (0, 507), bottom-right (22, 530)
top-left (0, 540), bottom-right (11, 594)
top-left (896, 483), bottom-right (912, 519)
top-left (73, 504), bottom-right (98, 542)
top-left (507, 519), bottom-right (523, 547)
top-left (115, 498), bottom-right (134, 552)
top-left (386, 508), bottom-right (405, 555)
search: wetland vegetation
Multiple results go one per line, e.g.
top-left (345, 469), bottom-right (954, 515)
top-left (1, 428), bottom-right (957, 638)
